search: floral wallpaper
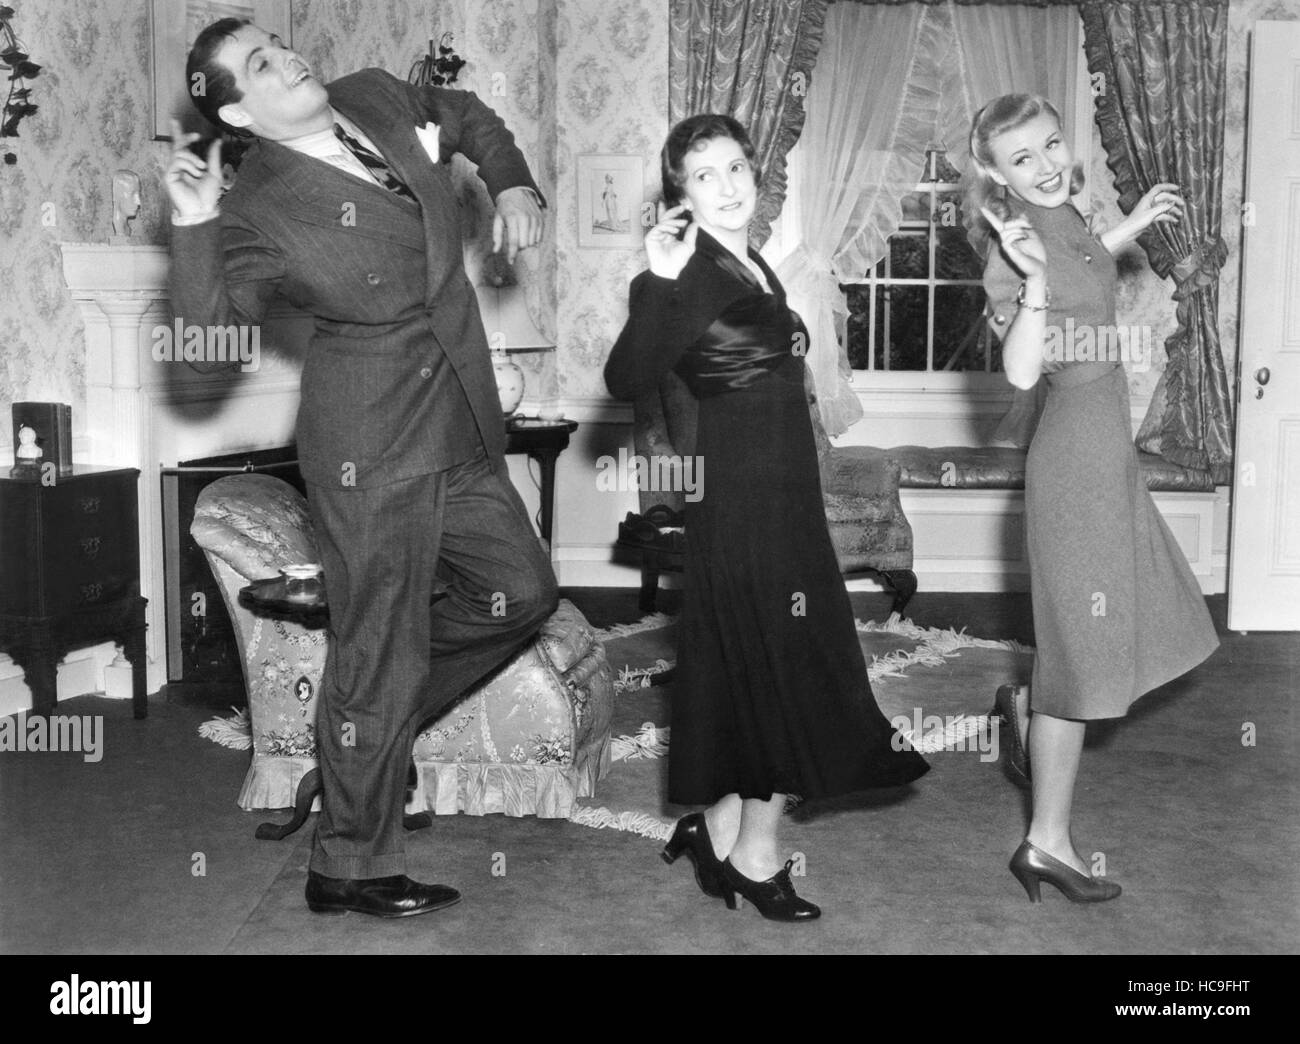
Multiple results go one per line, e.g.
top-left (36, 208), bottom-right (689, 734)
top-left (554, 0), bottom-right (668, 400)
top-left (0, 0), bottom-right (1283, 448)
top-left (0, 0), bottom-right (169, 450)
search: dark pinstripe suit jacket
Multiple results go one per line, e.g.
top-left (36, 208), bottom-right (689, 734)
top-left (169, 69), bottom-right (542, 489)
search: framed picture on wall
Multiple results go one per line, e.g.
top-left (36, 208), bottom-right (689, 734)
top-left (576, 154), bottom-right (645, 250)
top-left (150, 0), bottom-right (293, 139)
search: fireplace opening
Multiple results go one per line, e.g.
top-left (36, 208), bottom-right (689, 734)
top-left (160, 446), bottom-right (304, 696)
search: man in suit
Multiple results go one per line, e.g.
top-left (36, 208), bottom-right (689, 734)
top-left (165, 19), bottom-right (558, 918)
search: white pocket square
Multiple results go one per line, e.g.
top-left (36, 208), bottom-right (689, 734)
top-left (415, 122), bottom-right (441, 165)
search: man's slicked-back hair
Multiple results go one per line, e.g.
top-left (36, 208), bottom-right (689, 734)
top-left (660, 113), bottom-right (760, 208)
top-left (185, 17), bottom-right (251, 136)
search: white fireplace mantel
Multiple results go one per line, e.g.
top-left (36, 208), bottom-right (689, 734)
top-left (62, 242), bottom-right (171, 295)
top-left (57, 241), bottom-right (308, 697)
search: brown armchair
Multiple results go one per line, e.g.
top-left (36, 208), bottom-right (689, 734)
top-left (615, 372), bottom-right (916, 615)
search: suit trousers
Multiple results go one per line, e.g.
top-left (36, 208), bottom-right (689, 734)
top-left (304, 450), bottom-right (558, 878)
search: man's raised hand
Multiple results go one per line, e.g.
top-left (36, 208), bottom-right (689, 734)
top-left (164, 119), bottom-right (223, 218)
top-left (493, 186), bottom-right (543, 262)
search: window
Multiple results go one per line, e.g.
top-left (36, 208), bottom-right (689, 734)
top-left (841, 148), bottom-right (997, 374)
top-left (763, 5), bottom-right (1093, 390)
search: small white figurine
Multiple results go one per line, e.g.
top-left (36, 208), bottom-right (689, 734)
top-left (111, 169), bottom-right (141, 239)
top-left (15, 424), bottom-right (42, 460)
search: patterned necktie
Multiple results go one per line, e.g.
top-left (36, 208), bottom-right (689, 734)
top-left (333, 123), bottom-right (416, 201)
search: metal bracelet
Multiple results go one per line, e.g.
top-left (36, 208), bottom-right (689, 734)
top-left (1016, 282), bottom-right (1050, 311)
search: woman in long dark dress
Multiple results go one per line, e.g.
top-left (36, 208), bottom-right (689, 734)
top-left (965, 95), bottom-right (1219, 902)
top-left (604, 115), bottom-right (928, 922)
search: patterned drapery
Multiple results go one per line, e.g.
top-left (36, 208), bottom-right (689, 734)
top-left (838, 0), bottom-right (1078, 5)
top-left (668, 0), bottom-right (828, 247)
top-left (1080, 0), bottom-right (1233, 482)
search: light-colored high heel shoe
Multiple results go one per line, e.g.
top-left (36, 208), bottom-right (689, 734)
top-left (1009, 841), bottom-right (1121, 904)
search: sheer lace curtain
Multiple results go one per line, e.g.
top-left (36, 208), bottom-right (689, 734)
top-left (776, 0), bottom-right (1079, 438)
top-left (937, 4), bottom-right (1076, 170)
top-left (774, 3), bottom-right (920, 435)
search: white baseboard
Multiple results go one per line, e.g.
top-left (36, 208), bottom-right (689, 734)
top-left (0, 642), bottom-right (123, 719)
top-left (553, 488), bottom-right (1227, 597)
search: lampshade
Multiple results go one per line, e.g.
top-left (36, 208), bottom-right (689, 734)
top-left (475, 284), bottom-right (553, 350)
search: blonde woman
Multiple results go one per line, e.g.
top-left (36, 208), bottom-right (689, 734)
top-left (964, 94), bottom-right (1219, 903)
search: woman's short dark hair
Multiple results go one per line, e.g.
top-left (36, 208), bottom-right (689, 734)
top-left (660, 114), bottom-right (761, 207)
top-left (185, 17), bottom-right (251, 135)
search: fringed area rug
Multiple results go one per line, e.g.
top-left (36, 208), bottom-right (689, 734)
top-left (199, 612), bottom-right (1032, 844)
top-left (570, 613), bottom-right (1034, 841)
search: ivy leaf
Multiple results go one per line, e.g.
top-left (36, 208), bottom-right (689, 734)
top-left (0, 45), bottom-right (27, 65)
top-left (9, 59), bottom-right (39, 79)
top-left (0, 5), bottom-right (15, 20)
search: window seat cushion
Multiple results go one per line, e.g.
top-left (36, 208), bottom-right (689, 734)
top-left (833, 445), bottom-right (1216, 493)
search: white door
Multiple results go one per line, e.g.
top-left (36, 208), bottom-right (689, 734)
top-left (1228, 21), bottom-right (1300, 631)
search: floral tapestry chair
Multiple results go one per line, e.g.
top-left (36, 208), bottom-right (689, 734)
top-left (191, 473), bottom-right (614, 822)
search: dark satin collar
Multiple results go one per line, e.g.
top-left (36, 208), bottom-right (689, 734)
top-left (695, 228), bottom-right (785, 299)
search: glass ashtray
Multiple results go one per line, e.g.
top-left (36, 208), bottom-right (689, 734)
top-left (281, 564), bottom-right (324, 601)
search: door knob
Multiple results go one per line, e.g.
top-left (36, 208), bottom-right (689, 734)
top-left (1255, 367), bottom-right (1271, 385)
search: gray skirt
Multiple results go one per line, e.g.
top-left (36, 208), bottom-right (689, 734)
top-left (1025, 363), bottom-right (1218, 719)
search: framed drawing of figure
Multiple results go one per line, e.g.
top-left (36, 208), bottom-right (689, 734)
top-left (576, 154), bottom-right (644, 250)
top-left (150, 0), bottom-right (292, 139)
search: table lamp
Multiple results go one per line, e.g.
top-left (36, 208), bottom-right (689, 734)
top-left (475, 255), bottom-right (560, 419)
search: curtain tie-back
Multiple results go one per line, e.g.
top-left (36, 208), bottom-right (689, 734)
top-left (776, 244), bottom-right (844, 309)
top-left (1170, 236), bottom-right (1228, 299)
top-left (775, 242), bottom-right (863, 434)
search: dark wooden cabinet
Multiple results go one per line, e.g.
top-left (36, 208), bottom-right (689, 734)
top-left (0, 465), bottom-right (148, 718)
top-left (161, 446), bottom-right (305, 688)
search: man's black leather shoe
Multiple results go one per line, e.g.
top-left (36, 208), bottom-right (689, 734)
top-left (305, 871), bottom-right (461, 918)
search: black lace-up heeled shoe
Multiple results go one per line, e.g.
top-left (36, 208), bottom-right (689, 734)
top-left (719, 858), bottom-right (821, 921)
top-left (1009, 841), bottom-right (1122, 904)
top-left (661, 812), bottom-right (726, 899)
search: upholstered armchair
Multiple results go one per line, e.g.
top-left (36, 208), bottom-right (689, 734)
top-left (616, 371), bottom-right (916, 614)
top-left (191, 473), bottom-right (614, 822)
